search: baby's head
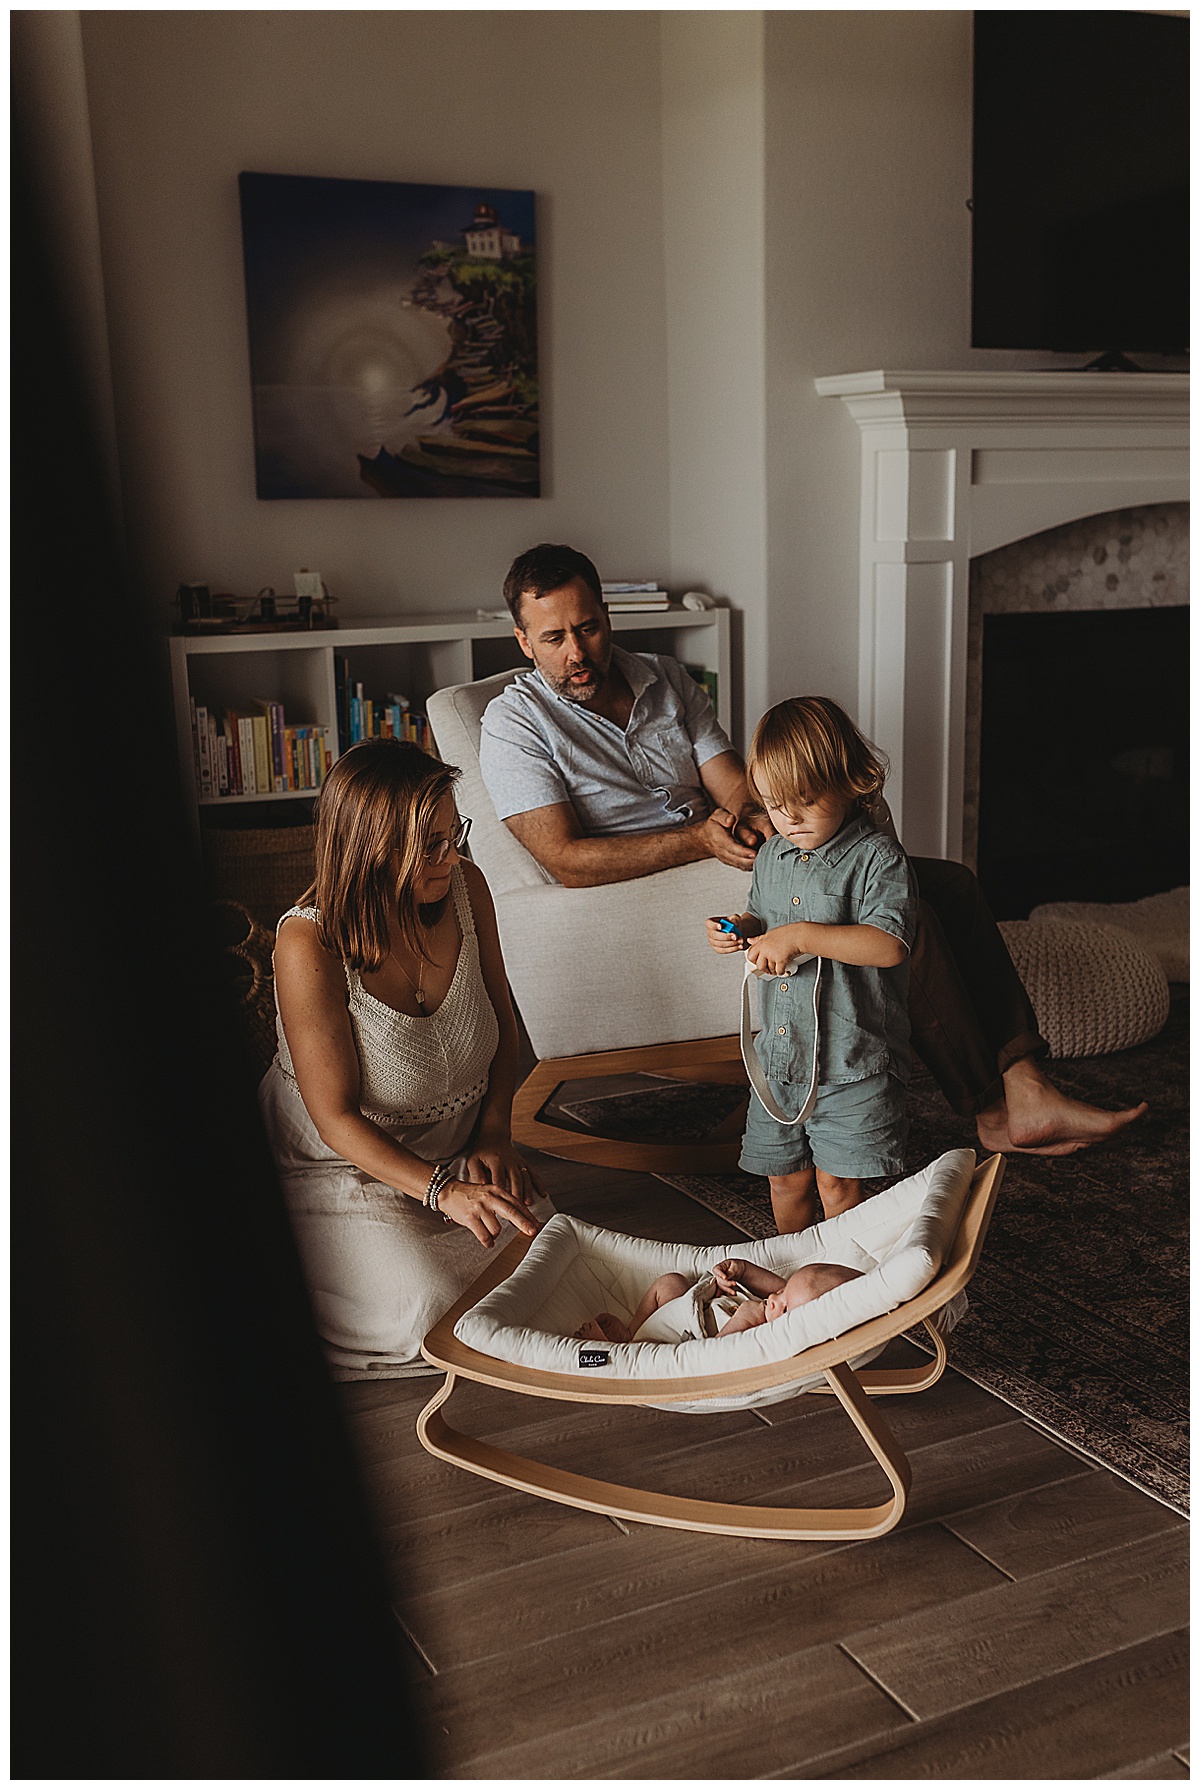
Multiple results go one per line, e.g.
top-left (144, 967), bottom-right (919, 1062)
top-left (747, 696), bottom-right (887, 853)
top-left (763, 1261), bottom-right (864, 1323)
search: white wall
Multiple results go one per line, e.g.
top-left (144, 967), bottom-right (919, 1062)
top-left (36, 12), bottom-right (1182, 739)
top-left (77, 10), bottom-right (672, 622)
top-left (661, 13), bottom-right (767, 744)
top-left (757, 11), bottom-right (1186, 715)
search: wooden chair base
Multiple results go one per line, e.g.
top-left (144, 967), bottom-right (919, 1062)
top-left (417, 1356), bottom-right (913, 1542)
top-left (511, 1033), bottom-right (747, 1173)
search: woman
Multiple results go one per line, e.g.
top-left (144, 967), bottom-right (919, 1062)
top-left (258, 739), bottom-right (548, 1378)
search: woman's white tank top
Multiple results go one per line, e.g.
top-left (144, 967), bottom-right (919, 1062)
top-left (273, 865), bottom-right (500, 1125)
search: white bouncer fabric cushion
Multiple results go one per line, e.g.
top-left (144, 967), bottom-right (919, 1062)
top-left (454, 1147), bottom-right (977, 1412)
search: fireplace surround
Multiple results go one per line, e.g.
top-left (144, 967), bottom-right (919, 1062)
top-left (815, 370), bottom-right (1188, 862)
top-left (965, 502), bottom-right (1188, 886)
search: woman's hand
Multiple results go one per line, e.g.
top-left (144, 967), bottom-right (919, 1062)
top-left (463, 1139), bottom-right (542, 1207)
top-left (436, 1178), bottom-right (541, 1247)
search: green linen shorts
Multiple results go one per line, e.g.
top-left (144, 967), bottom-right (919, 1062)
top-left (738, 1068), bottom-right (908, 1180)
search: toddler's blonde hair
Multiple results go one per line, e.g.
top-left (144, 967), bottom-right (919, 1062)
top-left (747, 696), bottom-right (887, 814)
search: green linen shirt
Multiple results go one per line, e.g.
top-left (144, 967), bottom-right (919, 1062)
top-left (748, 811), bottom-right (917, 1087)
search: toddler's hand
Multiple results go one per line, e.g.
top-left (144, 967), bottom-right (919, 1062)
top-left (746, 927), bottom-right (801, 976)
top-left (706, 915), bottom-right (746, 954)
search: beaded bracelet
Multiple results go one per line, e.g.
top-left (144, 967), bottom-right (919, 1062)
top-left (423, 1161), bottom-right (455, 1222)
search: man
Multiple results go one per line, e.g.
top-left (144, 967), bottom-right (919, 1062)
top-left (480, 547), bottom-right (761, 885)
top-left (480, 543), bottom-right (1147, 1157)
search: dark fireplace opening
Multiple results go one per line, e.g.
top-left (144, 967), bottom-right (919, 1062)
top-left (977, 605), bottom-right (1189, 919)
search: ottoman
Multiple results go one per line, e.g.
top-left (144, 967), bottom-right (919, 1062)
top-left (997, 919), bottom-right (1170, 1058)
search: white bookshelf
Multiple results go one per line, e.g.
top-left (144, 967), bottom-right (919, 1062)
top-left (170, 605), bottom-right (733, 820)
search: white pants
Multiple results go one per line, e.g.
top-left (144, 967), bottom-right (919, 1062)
top-left (258, 1060), bottom-right (552, 1379)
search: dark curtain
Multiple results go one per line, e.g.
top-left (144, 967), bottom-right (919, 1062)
top-left (10, 124), bottom-right (426, 1778)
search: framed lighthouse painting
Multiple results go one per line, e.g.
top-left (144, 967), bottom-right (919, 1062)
top-left (238, 173), bottom-right (539, 498)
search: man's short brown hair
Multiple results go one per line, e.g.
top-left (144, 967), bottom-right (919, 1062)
top-left (502, 543), bottom-right (603, 626)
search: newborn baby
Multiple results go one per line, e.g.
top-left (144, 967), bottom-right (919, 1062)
top-left (577, 1256), bottom-right (865, 1345)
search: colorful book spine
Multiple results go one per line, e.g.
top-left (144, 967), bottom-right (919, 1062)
top-left (195, 704), bottom-right (213, 796)
top-left (225, 713), bottom-right (242, 795)
top-left (684, 664), bottom-right (719, 710)
top-left (189, 698), bottom-right (202, 789)
top-left (254, 698), bottom-right (286, 791)
top-left (251, 713), bottom-right (271, 793)
top-left (237, 715), bottom-right (257, 795)
top-left (334, 655), bottom-right (351, 755)
top-left (206, 712), bottom-right (219, 796)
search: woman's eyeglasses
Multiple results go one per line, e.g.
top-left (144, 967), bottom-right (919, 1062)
top-left (425, 816), bottom-right (472, 865)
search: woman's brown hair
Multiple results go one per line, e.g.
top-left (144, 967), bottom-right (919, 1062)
top-left (303, 740), bottom-right (462, 972)
top-left (746, 696), bottom-right (888, 814)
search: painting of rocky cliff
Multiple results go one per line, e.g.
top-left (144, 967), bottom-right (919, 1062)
top-left (239, 173), bottom-right (539, 498)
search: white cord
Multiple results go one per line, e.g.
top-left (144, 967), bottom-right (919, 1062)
top-left (740, 954), bottom-right (821, 1126)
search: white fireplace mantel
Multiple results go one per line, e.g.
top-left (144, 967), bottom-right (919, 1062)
top-left (815, 369), bottom-right (1189, 860)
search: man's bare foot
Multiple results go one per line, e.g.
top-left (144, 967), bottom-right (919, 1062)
top-left (976, 1059), bottom-right (1148, 1156)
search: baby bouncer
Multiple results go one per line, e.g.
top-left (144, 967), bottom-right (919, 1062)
top-left (419, 1147), bottom-right (1004, 1542)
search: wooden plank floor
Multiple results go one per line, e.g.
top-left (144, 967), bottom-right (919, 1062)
top-left (339, 1148), bottom-right (1189, 1780)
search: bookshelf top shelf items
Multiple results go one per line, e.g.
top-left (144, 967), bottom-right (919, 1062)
top-left (171, 603), bottom-right (733, 820)
top-left (173, 607), bottom-right (727, 654)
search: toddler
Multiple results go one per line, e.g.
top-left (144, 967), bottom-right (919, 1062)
top-left (706, 696), bottom-right (917, 1233)
top-left (577, 1257), bottom-right (864, 1345)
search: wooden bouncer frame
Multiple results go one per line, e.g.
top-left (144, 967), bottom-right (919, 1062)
top-left (418, 1153), bottom-right (1004, 1542)
top-left (511, 1032), bottom-right (747, 1174)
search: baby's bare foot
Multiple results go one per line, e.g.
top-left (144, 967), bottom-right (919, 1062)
top-left (577, 1311), bottom-right (631, 1343)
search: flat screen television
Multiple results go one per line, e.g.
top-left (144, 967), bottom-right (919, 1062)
top-left (971, 11), bottom-right (1189, 357)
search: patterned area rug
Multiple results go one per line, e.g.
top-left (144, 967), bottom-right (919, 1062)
top-left (656, 991), bottom-right (1189, 1514)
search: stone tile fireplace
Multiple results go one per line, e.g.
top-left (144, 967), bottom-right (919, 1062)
top-left (815, 371), bottom-right (1189, 864)
top-left (965, 502), bottom-right (1188, 918)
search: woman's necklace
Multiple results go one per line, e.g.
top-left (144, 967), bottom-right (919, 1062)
top-left (389, 949), bottom-right (427, 1012)
top-left (389, 900), bottom-right (448, 1013)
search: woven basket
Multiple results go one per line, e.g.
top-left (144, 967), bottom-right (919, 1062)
top-left (212, 898), bottom-right (278, 1083)
top-left (998, 919), bottom-right (1170, 1058)
top-left (203, 824), bottom-right (314, 931)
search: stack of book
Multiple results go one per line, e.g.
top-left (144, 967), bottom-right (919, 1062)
top-left (190, 698), bottom-right (334, 797)
top-left (335, 657), bottom-right (431, 752)
top-left (601, 581), bottom-right (670, 612)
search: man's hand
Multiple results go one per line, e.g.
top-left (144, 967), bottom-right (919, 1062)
top-left (733, 805), bottom-right (772, 851)
top-left (698, 807), bottom-right (758, 870)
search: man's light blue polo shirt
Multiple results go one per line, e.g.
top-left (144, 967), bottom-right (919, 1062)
top-left (749, 812), bottom-right (917, 1087)
top-left (479, 645), bottom-right (733, 834)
